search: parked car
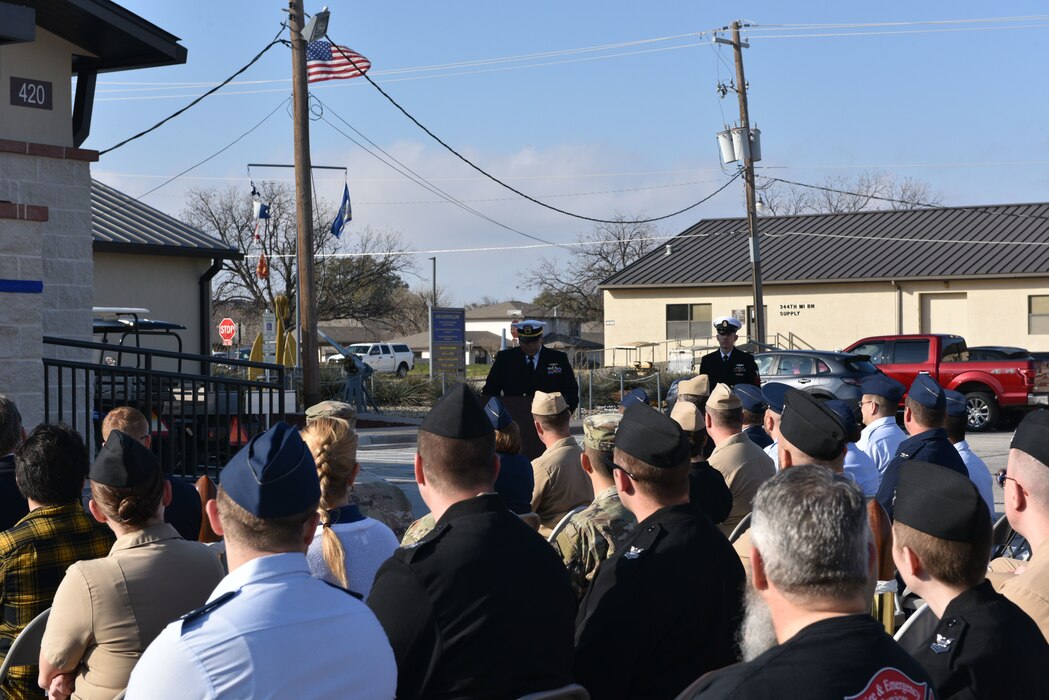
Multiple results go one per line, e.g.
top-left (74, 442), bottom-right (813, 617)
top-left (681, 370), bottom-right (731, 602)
top-left (331, 342), bottom-right (415, 377)
top-left (843, 334), bottom-right (1049, 431)
top-left (755, 350), bottom-right (880, 404)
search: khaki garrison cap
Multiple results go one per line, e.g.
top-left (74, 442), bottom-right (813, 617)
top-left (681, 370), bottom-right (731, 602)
top-left (706, 383), bottom-right (742, 411)
top-left (671, 401), bottom-right (705, 432)
top-left (532, 391), bottom-right (568, 416)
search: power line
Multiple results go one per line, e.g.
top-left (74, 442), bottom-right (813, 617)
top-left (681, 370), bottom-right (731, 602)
top-left (325, 35), bottom-right (742, 225)
top-left (99, 26), bottom-right (286, 155)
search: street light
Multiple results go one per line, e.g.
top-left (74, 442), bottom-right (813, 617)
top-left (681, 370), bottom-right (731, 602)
top-left (301, 6), bottom-right (329, 42)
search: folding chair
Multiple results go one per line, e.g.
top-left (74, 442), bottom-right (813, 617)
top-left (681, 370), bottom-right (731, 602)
top-left (518, 512), bottom-right (541, 531)
top-left (728, 512), bottom-right (752, 544)
top-left (991, 513), bottom-right (1031, 561)
top-left (547, 506), bottom-right (588, 543)
top-left (517, 683), bottom-right (590, 700)
top-left (0, 608), bottom-right (50, 685)
top-left (867, 499), bottom-right (897, 633)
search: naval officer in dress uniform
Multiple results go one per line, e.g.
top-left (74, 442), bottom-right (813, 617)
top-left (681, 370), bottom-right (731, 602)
top-left (482, 320), bottom-right (579, 412)
top-left (126, 423), bottom-right (396, 699)
top-left (699, 316), bottom-right (760, 388)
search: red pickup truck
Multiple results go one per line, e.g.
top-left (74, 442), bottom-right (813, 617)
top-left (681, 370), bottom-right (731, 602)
top-left (843, 334), bottom-right (1049, 431)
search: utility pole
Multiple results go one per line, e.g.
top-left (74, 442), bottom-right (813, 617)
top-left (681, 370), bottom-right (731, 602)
top-left (730, 20), bottom-right (765, 346)
top-left (289, 0), bottom-right (321, 407)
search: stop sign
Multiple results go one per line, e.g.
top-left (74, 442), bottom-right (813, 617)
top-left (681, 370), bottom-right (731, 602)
top-left (218, 318), bottom-right (237, 343)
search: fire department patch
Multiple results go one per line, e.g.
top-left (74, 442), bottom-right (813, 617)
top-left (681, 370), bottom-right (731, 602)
top-left (845, 667), bottom-right (930, 700)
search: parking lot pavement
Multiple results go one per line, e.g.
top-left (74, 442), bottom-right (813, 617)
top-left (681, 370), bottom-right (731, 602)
top-left (965, 429), bottom-right (1012, 514)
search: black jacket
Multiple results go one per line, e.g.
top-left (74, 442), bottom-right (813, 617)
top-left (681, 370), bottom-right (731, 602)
top-left (912, 580), bottom-right (1049, 700)
top-left (875, 428), bottom-right (968, 517)
top-left (575, 503), bottom-right (744, 699)
top-left (367, 494), bottom-right (576, 700)
top-left (482, 346), bottom-right (579, 411)
top-left (699, 347), bottom-right (760, 387)
top-left (0, 454), bottom-right (28, 531)
top-left (688, 461), bottom-right (733, 525)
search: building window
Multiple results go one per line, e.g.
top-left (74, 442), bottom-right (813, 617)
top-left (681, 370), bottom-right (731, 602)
top-left (666, 303), bottom-right (711, 340)
top-left (1031, 296), bottom-right (1049, 334)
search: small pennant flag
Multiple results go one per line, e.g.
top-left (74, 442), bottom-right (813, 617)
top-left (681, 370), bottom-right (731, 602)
top-left (256, 251), bottom-right (269, 280)
top-left (253, 200), bottom-right (271, 220)
top-left (306, 41), bottom-right (371, 84)
top-left (331, 184), bottom-right (352, 238)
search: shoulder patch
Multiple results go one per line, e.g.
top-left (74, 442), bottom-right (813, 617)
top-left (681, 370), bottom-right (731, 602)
top-left (845, 667), bottom-right (930, 700)
top-left (179, 590), bottom-right (238, 632)
top-left (402, 522), bottom-right (450, 557)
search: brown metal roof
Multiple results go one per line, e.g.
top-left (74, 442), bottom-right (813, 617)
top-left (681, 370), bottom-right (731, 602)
top-left (602, 203), bottom-right (1049, 288)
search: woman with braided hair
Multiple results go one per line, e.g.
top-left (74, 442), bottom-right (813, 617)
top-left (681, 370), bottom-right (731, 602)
top-left (301, 417), bottom-right (398, 596)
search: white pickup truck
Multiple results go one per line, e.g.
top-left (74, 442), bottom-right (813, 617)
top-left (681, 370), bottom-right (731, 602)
top-left (329, 342), bottom-right (415, 377)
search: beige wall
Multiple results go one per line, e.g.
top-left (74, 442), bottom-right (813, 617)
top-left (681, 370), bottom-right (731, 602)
top-left (0, 29), bottom-right (85, 147)
top-left (94, 253), bottom-right (211, 371)
top-left (602, 277), bottom-right (1049, 366)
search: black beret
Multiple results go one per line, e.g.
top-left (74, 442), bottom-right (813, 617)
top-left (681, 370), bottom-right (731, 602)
top-left (779, 389), bottom-right (846, 461)
top-left (1012, 409), bottom-right (1049, 467)
top-left (221, 422), bottom-right (320, 518)
top-left (420, 383), bottom-right (493, 439)
top-left (894, 461), bottom-right (991, 542)
top-left (614, 403), bottom-right (689, 470)
top-left (908, 374), bottom-right (945, 410)
top-left (91, 430), bottom-right (161, 487)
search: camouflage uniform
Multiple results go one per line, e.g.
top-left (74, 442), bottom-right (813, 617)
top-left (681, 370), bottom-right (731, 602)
top-left (551, 485), bottom-right (636, 600)
top-left (400, 513), bottom-right (436, 547)
top-left (352, 471), bottom-right (415, 540)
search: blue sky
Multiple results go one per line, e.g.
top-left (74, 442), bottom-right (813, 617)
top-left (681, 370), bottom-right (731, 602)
top-left (88, 3), bottom-right (1049, 306)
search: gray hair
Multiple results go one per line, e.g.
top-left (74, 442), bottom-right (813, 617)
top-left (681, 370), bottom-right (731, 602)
top-left (750, 465), bottom-right (870, 601)
top-left (0, 395), bottom-right (22, 455)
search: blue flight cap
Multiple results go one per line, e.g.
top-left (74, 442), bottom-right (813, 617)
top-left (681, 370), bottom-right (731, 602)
top-left (824, 399), bottom-right (859, 432)
top-left (484, 396), bottom-right (513, 430)
top-left (220, 422), bottom-right (320, 518)
top-left (760, 382), bottom-right (791, 414)
top-left (861, 374), bottom-right (906, 403)
top-left (944, 390), bottom-right (967, 418)
top-left (909, 374), bottom-right (945, 411)
top-left (733, 384), bottom-right (767, 413)
top-left (620, 388), bottom-right (649, 409)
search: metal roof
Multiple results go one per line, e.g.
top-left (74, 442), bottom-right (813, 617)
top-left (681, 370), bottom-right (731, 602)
top-left (602, 203), bottom-right (1049, 288)
top-left (91, 180), bottom-right (241, 260)
top-left (21, 0), bottom-right (187, 73)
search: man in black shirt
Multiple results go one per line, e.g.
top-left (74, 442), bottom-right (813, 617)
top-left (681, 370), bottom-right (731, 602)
top-left (699, 316), bottom-right (760, 388)
top-left (670, 400), bottom-right (732, 525)
top-left (482, 320), bottom-right (579, 411)
top-left (686, 465), bottom-right (934, 699)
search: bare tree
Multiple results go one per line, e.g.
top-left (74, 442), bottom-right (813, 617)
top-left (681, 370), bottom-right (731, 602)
top-left (757, 170), bottom-right (942, 216)
top-left (385, 284), bottom-right (454, 336)
top-left (182, 182), bottom-right (415, 327)
top-left (521, 214), bottom-right (660, 323)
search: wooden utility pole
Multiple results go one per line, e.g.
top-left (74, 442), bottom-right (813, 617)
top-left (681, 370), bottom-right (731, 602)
top-left (288, 0), bottom-right (321, 407)
top-left (731, 20), bottom-right (765, 346)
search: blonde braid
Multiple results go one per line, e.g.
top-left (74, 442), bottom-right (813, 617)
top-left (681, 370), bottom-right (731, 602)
top-left (302, 418), bottom-right (359, 590)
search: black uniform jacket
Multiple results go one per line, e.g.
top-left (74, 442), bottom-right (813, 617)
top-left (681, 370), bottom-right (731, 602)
top-left (912, 580), bottom-right (1049, 700)
top-left (482, 345), bottom-right (579, 411)
top-left (575, 503), bottom-right (745, 699)
top-left (688, 461), bottom-right (733, 525)
top-left (366, 493), bottom-right (576, 700)
top-left (0, 455), bottom-right (28, 532)
top-left (688, 614), bottom-right (936, 699)
top-left (699, 347), bottom-right (760, 388)
top-left (875, 428), bottom-right (968, 518)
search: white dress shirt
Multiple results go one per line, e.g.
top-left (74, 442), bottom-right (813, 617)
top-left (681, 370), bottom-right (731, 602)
top-left (954, 439), bottom-right (996, 516)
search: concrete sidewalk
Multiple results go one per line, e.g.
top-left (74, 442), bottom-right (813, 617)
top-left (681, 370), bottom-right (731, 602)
top-left (356, 412), bottom-right (587, 447)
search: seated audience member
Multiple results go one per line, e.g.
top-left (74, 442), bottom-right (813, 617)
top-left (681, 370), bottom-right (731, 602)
top-left (126, 423), bottom-right (396, 699)
top-left (876, 374), bottom-right (967, 518)
top-left (706, 383), bottom-right (775, 536)
top-left (485, 397), bottom-right (535, 514)
top-left (856, 374), bottom-right (908, 474)
top-left (306, 401), bottom-right (414, 538)
top-left (893, 461), bottom-right (1049, 699)
top-left (618, 388), bottom-right (648, 412)
top-left (987, 409), bottom-right (1049, 641)
top-left (0, 425), bottom-right (114, 700)
top-left (686, 466), bottom-right (935, 699)
top-left (551, 412), bottom-right (636, 600)
top-left (38, 431), bottom-right (224, 699)
top-left (575, 404), bottom-right (744, 699)
top-left (824, 399), bottom-right (881, 497)
top-left (758, 382), bottom-right (790, 469)
top-left (367, 385), bottom-right (575, 699)
top-left (300, 417), bottom-right (398, 597)
top-left (675, 375), bottom-right (713, 459)
top-left (0, 395), bottom-right (28, 530)
top-left (734, 384), bottom-right (773, 449)
top-left (95, 406), bottom-right (201, 540)
top-left (943, 390), bottom-right (995, 515)
top-left (529, 391), bottom-right (592, 536)
top-left (670, 401), bottom-right (732, 525)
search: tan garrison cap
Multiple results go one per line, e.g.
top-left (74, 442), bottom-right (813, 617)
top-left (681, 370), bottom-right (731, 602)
top-left (531, 391), bottom-right (568, 416)
top-left (305, 400), bottom-right (357, 429)
top-left (677, 375), bottom-right (711, 397)
top-left (583, 412), bottom-right (622, 451)
top-left (671, 401), bottom-right (705, 432)
top-left (707, 383), bottom-right (742, 410)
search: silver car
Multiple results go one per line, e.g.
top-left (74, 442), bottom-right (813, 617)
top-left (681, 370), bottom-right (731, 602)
top-left (754, 350), bottom-right (880, 404)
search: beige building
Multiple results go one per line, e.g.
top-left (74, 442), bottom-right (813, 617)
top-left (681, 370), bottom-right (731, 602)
top-left (601, 204), bottom-right (1049, 366)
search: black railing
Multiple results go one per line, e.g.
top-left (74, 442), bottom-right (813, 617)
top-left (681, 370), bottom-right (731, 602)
top-left (43, 337), bottom-right (288, 479)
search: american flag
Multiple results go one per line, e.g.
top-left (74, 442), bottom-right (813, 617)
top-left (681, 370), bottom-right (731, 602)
top-left (306, 41), bottom-right (371, 84)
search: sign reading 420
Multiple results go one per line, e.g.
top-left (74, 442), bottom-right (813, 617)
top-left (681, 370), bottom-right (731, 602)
top-left (10, 77), bottom-right (52, 110)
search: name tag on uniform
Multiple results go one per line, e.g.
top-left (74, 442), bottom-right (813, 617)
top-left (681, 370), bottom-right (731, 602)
top-left (547, 363), bottom-right (562, 375)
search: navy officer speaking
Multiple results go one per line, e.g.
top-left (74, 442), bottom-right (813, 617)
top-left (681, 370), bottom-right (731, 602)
top-left (482, 320), bottom-right (579, 412)
top-left (699, 316), bottom-right (760, 388)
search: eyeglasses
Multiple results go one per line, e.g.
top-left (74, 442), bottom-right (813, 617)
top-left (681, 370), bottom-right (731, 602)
top-left (996, 468), bottom-right (1018, 489)
top-left (602, 455), bottom-right (639, 481)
